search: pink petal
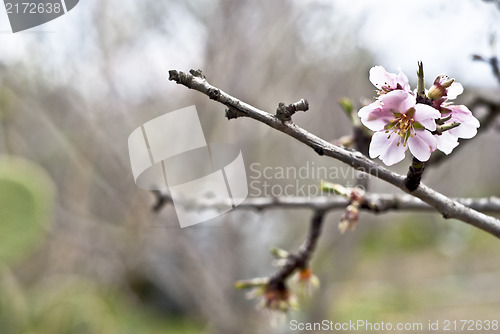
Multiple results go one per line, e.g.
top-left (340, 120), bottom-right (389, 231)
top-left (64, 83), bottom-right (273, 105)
top-left (407, 130), bottom-right (437, 162)
top-left (448, 105), bottom-right (480, 139)
top-left (358, 100), bottom-right (381, 119)
top-left (358, 101), bottom-right (395, 131)
top-left (380, 90), bottom-right (415, 113)
top-left (369, 131), bottom-right (407, 166)
top-left (435, 132), bottom-right (459, 155)
top-left (369, 66), bottom-right (396, 89)
top-left (449, 105), bottom-right (480, 127)
top-left (396, 70), bottom-right (411, 92)
top-left (413, 104), bottom-right (440, 131)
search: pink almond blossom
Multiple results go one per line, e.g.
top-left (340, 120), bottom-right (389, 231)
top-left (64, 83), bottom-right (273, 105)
top-left (358, 90), bottom-right (440, 166)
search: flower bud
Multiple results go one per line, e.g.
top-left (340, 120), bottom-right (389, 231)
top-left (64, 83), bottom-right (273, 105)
top-left (428, 75), bottom-right (455, 100)
top-left (339, 204), bottom-right (359, 234)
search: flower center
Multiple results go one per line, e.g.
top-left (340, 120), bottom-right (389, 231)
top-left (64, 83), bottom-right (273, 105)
top-left (385, 111), bottom-right (416, 146)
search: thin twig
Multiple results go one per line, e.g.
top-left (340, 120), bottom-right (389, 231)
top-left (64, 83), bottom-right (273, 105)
top-left (269, 210), bottom-right (325, 286)
top-left (168, 69), bottom-right (500, 238)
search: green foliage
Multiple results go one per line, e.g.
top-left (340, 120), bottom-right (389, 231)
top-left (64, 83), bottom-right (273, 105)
top-left (334, 285), bottom-right (423, 323)
top-left (0, 274), bottom-right (203, 334)
top-left (0, 156), bottom-right (55, 265)
top-left (361, 215), bottom-right (439, 255)
top-left (0, 157), bottom-right (202, 333)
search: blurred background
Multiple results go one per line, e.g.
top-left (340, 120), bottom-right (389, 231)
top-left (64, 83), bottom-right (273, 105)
top-left (1, 0), bottom-right (500, 333)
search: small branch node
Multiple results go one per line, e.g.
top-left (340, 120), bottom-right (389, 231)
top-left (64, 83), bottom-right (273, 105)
top-left (275, 99), bottom-right (309, 123)
top-left (225, 107), bottom-right (245, 120)
top-left (189, 69), bottom-right (205, 79)
top-left (168, 70), bottom-right (179, 82)
top-left (292, 98), bottom-right (309, 112)
top-left (207, 88), bottom-right (221, 100)
top-left (314, 147), bottom-right (324, 156)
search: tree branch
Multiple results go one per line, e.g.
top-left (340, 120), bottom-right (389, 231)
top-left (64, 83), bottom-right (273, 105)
top-left (168, 69), bottom-right (500, 238)
top-left (153, 190), bottom-right (500, 214)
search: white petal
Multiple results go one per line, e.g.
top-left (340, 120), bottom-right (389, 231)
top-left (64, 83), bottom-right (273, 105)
top-left (446, 82), bottom-right (463, 100)
top-left (449, 123), bottom-right (478, 139)
top-left (435, 132), bottom-right (459, 154)
top-left (407, 130), bottom-right (437, 162)
top-left (448, 105), bottom-right (480, 139)
top-left (414, 104), bottom-right (440, 131)
top-left (369, 131), bottom-right (407, 166)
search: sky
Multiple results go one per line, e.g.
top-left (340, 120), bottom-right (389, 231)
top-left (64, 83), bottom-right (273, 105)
top-left (0, 0), bottom-right (499, 97)
top-left (343, 0), bottom-right (500, 87)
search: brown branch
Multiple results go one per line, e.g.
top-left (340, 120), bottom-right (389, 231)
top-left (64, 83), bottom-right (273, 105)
top-left (168, 69), bottom-right (500, 238)
top-left (152, 191), bottom-right (500, 214)
top-left (269, 210), bottom-right (325, 286)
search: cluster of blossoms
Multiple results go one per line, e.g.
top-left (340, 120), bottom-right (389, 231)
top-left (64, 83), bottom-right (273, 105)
top-left (358, 65), bottom-right (480, 166)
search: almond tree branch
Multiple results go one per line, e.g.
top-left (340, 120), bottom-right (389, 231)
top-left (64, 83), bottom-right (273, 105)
top-left (168, 69), bottom-right (500, 238)
top-left (153, 190), bottom-right (500, 214)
